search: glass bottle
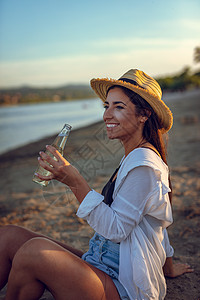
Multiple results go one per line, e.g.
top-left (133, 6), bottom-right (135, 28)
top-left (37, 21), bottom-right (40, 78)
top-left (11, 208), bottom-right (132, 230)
top-left (32, 123), bottom-right (72, 187)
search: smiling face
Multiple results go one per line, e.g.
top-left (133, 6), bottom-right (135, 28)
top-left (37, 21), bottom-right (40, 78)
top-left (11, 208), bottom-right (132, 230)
top-left (103, 87), bottom-right (146, 149)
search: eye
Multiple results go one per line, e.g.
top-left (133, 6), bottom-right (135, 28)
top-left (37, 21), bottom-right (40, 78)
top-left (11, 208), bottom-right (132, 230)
top-left (103, 104), bottom-right (125, 110)
top-left (116, 105), bottom-right (125, 110)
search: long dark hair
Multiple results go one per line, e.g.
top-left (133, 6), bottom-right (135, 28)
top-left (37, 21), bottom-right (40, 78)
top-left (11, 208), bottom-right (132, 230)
top-left (107, 85), bottom-right (173, 202)
top-left (107, 85), bottom-right (168, 162)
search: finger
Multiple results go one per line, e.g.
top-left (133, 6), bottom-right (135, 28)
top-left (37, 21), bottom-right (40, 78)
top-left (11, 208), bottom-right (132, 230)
top-left (184, 265), bottom-right (194, 272)
top-left (38, 156), bottom-right (54, 172)
top-left (34, 171), bottom-right (54, 181)
top-left (178, 263), bottom-right (193, 270)
top-left (45, 145), bottom-right (71, 166)
top-left (39, 150), bottom-right (58, 168)
top-left (45, 145), bottom-right (63, 160)
top-left (186, 269), bottom-right (194, 273)
top-left (175, 263), bottom-right (194, 274)
top-left (182, 267), bottom-right (194, 273)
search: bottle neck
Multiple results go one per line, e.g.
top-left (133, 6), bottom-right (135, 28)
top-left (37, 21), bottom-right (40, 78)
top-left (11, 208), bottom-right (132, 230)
top-left (59, 124), bottom-right (72, 137)
top-left (52, 124), bottom-right (72, 154)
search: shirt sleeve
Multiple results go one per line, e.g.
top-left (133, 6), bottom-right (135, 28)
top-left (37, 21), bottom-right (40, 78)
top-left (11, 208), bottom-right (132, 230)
top-left (162, 228), bottom-right (174, 257)
top-left (77, 166), bottom-right (158, 243)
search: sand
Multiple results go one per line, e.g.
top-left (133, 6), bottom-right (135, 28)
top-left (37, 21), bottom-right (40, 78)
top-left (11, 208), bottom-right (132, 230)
top-left (0, 89), bottom-right (200, 299)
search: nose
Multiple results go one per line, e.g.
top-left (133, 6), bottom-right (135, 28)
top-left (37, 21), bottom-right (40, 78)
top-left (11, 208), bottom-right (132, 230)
top-left (103, 105), bottom-right (113, 122)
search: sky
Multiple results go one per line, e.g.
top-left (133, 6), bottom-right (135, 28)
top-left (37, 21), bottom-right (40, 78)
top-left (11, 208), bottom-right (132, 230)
top-left (0, 0), bottom-right (199, 88)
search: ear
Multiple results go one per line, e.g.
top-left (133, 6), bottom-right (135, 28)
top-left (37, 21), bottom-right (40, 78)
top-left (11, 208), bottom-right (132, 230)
top-left (140, 109), bottom-right (151, 123)
top-left (140, 116), bottom-right (148, 123)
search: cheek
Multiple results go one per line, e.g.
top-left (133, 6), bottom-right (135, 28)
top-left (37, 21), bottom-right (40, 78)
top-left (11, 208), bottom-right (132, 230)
top-left (103, 110), bottom-right (106, 121)
top-left (121, 117), bottom-right (141, 135)
top-left (120, 111), bottom-right (138, 126)
top-left (103, 109), bottom-right (122, 121)
top-left (115, 110), bottom-right (128, 121)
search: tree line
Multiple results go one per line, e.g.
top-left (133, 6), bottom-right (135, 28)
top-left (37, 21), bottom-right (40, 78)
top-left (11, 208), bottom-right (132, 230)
top-left (1, 46), bottom-right (200, 106)
top-left (0, 68), bottom-right (199, 106)
top-left (156, 67), bottom-right (200, 92)
top-left (156, 46), bottom-right (200, 92)
top-left (0, 84), bottom-right (95, 106)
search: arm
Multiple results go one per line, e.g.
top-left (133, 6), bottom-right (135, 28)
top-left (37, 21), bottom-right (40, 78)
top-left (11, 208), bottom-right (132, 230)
top-left (37, 147), bottom-right (163, 243)
top-left (77, 166), bottom-right (158, 242)
top-left (37, 147), bottom-right (155, 242)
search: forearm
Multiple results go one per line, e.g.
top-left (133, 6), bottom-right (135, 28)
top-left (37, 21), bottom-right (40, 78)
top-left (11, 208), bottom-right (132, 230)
top-left (77, 190), bottom-right (137, 243)
top-left (69, 175), bottom-right (92, 204)
top-left (163, 257), bottom-right (174, 277)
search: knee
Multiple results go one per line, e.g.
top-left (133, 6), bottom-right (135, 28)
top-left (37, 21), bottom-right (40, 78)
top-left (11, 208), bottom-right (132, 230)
top-left (18, 237), bottom-right (51, 254)
top-left (14, 237), bottom-right (50, 260)
top-left (12, 237), bottom-right (54, 271)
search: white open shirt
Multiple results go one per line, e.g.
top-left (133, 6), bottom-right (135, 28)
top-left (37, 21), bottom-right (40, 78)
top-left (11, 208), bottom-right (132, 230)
top-left (77, 148), bottom-right (173, 300)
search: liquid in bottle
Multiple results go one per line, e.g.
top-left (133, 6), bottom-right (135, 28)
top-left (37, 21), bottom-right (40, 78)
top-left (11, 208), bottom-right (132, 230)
top-left (32, 123), bottom-right (72, 187)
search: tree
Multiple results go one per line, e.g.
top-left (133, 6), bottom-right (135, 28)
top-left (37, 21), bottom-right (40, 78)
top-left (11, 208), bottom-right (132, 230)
top-left (194, 46), bottom-right (200, 64)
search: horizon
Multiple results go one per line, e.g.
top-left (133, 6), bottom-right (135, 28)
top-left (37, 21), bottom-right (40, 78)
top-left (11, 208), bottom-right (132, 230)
top-left (0, 0), bottom-right (200, 88)
top-left (1, 67), bottom-right (199, 91)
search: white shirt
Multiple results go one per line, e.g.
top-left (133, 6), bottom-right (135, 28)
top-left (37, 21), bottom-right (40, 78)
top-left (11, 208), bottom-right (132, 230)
top-left (162, 228), bottom-right (174, 258)
top-left (77, 148), bottom-right (173, 300)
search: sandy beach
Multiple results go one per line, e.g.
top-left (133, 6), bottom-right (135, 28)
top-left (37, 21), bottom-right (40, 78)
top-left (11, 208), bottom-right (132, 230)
top-left (0, 90), bottom-right (200, 299)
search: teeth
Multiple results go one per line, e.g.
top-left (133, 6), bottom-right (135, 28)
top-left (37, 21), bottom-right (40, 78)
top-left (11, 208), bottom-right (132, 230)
top-left (107, 124), bottom-right (118, 128)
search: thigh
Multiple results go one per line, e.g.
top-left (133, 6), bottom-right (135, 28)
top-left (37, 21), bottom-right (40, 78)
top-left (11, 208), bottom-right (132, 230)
top-left (1, 224), bottom-right (83, 261)
top-left (14, 237), bottom-right (121, 300)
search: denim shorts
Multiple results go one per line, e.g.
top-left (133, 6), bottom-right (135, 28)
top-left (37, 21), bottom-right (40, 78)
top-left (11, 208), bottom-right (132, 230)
top-left (82, 232), bottom-right (130, 300)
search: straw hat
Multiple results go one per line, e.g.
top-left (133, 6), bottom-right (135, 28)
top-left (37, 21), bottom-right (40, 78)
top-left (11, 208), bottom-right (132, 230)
top-left (90, 69), bottom-right (173, 133)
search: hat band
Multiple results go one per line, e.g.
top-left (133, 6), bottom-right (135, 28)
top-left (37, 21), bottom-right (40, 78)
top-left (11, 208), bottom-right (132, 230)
top-left (119, 77), bottom-right (144, 89)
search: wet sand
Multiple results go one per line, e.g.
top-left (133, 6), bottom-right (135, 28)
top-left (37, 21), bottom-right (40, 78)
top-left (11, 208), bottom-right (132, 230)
top-left (0, 90), bottom-right (200, 299)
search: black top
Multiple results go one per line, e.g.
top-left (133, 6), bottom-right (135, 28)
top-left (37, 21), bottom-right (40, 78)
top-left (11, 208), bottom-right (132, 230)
top-left (102, 166), bottom-right (120, 206)
top-left (101, 147), bottom-right (160, 206)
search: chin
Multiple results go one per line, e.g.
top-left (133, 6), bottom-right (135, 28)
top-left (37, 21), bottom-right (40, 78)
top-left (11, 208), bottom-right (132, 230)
top-left (107, 133), bottom-right (119, 140)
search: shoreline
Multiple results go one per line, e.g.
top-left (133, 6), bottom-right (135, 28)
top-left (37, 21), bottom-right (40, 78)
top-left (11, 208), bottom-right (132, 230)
top-left (0, 91), bottom-right (200, 299)
top-left (1, 88), bottom-right (200, 157)
top-left (0, 120), bottom-right (104, 162)
top-left (1, 88), bottom-right (200, 158)
top-left (0, 97), bottom-right (103, 156)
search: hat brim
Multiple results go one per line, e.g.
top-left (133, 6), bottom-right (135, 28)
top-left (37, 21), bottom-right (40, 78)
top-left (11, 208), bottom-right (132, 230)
top-left (90, 78), bottom-right (173, 133)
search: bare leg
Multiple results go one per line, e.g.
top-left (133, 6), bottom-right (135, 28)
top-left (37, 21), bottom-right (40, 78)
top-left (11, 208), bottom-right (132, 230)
top-left (0, 224), bottom-right (83, 290)
top-left (5, 237), bottom-right (120, 300)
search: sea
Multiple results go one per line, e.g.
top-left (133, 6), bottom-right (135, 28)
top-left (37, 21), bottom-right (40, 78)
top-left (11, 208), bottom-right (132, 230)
top-left (0, 98), bottom-right (104, 155)
top-left (1, 89), bottom-right (199, 156)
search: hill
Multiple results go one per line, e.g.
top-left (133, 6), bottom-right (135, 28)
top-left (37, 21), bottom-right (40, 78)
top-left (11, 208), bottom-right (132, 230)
top-left (0, 67), bottom-right (200, 106)
top-left (0, 84), bottom-right (96, 106)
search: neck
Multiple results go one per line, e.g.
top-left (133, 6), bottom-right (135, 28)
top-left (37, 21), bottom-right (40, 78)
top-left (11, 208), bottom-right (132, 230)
top-left (122, 135), bottom-right (147, 157)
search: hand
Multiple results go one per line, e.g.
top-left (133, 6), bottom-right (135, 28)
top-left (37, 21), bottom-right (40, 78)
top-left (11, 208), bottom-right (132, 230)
top-left (35, 145), bottom-right (91, 202)
top-left (168, 262), bottom-right (194, 278)
top-left (35, 145), bottom-right (74, 185)
top-left (163, 257), bottom-right (194, 278)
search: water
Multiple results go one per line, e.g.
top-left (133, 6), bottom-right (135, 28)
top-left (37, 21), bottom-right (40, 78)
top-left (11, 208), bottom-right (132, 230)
top-left (1, 90), bottom-right (196, 156)
top-left (0, 98), bottom-right (104, 154)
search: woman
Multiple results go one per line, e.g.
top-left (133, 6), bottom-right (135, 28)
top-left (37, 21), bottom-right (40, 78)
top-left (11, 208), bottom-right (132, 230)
top-left (0, 69), bottom-right (193, 300)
